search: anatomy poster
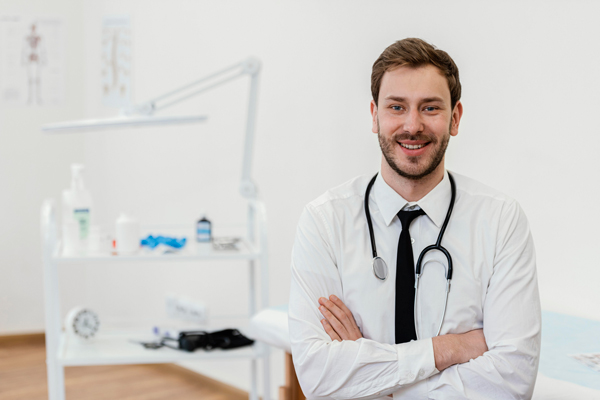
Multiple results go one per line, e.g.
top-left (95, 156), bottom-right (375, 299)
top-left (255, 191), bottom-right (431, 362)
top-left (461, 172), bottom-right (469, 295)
top-left (0, 15), bottom-right (65, 106)
top-left (101, 15), bottom-right (131, 108)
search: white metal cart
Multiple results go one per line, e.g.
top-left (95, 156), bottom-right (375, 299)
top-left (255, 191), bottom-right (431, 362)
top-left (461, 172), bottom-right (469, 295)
top-left (40, 58), bottom-right (270, 400)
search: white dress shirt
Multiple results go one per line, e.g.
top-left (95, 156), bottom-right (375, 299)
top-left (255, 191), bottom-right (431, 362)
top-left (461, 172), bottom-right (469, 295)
top-left (288, 170), bottom-right (541, 400)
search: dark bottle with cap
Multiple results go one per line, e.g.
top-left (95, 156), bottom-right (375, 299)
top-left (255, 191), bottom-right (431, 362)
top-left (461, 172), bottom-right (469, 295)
top-left (196, 214), bottom-right (212, 243)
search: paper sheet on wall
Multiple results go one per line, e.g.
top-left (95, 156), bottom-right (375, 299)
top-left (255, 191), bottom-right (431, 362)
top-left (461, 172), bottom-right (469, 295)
top-left (0, 15), bottom-right (65, 106)
top-left (101, 15), bottom-right (131, 109)
top-left (570, 353), bottom-right (600, 373)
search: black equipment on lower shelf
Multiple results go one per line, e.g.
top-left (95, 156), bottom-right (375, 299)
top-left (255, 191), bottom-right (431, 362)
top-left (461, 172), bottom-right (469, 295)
top-left (136, 329), bottom-right (255, 352)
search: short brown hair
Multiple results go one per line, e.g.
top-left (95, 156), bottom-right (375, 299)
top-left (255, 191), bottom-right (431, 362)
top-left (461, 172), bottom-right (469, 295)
top-left (371, 38), bottom-right (461, 109)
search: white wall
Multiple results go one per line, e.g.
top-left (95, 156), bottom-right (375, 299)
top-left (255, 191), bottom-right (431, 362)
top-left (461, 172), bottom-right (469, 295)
top-left (3, 0), bottom-right (600, 397)
top-left (0, 0), bottom-right (84, 333)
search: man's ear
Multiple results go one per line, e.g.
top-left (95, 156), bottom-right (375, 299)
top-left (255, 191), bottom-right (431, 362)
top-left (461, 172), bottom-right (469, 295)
top-left (450, 101), bottom-right (463, 137)
top-left (370, 100), bottom-right (379, 134)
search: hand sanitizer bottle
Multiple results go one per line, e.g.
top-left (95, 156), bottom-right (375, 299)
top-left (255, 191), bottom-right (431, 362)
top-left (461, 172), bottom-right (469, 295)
top-left (62, 164), bottom-right (93, 255)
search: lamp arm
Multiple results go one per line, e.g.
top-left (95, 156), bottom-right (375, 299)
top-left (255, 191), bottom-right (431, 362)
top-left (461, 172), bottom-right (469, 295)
top-left (125, 58), bottom-right (261, 117)
top-left (152, 70), bottom-right (245, 114)
top-left (239, 69), bottom-right (260, 199)
top-left (150, 61), bottom-right (243, 105)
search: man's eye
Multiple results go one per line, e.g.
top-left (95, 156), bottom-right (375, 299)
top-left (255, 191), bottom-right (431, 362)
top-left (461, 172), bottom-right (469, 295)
top-left (424, 106), bottom-right (437, 112)
top-left (391, 105), bottom-right (402, 111)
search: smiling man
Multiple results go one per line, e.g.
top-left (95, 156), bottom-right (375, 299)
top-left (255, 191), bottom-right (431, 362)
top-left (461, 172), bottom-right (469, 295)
top-left (289, 38), bottom-right (541, 399)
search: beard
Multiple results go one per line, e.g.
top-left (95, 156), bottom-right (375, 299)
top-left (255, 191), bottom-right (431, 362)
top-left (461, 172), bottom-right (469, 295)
top-left (378, 120), bottom-right (451, 181)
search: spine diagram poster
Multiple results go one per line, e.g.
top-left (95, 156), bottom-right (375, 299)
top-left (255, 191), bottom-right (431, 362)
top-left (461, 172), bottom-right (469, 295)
top-left (101, 15), bottom-right (131, 108)
top-left (0, 15), bottom-right (65, 106)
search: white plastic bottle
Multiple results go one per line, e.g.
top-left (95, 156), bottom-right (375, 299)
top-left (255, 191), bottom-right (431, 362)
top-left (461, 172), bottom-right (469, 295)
top-left (115, 213), bottom-right (140, 255)
top-left (62, 164), bottom-right (93, 255)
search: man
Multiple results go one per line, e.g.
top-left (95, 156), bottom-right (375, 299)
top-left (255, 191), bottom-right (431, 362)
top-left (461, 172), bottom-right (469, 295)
top-left (288, 38), bottom-right (541, 399)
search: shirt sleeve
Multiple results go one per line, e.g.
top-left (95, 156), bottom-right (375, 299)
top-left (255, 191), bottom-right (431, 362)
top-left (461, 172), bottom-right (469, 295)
top-left (429, 200), bottom-right (541, 399)
top-left (289, 204), bottom-right (439, 400)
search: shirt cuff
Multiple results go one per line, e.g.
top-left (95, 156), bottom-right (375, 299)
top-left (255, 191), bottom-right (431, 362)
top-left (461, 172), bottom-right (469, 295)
top-left (395, 338), bottom-right (439, 385)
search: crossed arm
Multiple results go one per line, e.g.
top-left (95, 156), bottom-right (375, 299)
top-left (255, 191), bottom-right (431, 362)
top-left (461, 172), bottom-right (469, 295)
top-left (290, 201), bottom-right (541, 399)
top-left (318, 295), bottom-right (489, 372)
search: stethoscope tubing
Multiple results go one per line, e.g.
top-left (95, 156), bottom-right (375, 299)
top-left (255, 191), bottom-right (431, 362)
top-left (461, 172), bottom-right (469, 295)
top-left (364, 176), bottom-right (379, 258)
top-left (364, 172), bottom-right (456, 338)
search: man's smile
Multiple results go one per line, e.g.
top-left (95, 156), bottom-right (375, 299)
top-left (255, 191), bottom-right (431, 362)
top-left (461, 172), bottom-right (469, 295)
top-left (399, 142), bottom-right (429, 150)
top-left (397, 140), bottom-right (431, 156)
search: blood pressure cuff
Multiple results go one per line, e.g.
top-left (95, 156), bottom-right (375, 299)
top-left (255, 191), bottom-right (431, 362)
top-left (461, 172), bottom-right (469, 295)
top-left (175, 329), bottom-right (254, 352)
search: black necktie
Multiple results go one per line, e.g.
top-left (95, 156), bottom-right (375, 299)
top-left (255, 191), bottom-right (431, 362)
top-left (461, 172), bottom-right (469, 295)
top-left (395, 208), bottom-right (425, 343)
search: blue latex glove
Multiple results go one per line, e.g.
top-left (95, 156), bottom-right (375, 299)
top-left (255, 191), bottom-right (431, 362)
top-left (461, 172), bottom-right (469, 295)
top-left (141, 235), bottom-right (187, 249)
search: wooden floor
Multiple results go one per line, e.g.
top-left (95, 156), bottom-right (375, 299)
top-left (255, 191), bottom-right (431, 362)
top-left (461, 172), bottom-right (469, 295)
top-left (0, 334), bottom-right (248, 400)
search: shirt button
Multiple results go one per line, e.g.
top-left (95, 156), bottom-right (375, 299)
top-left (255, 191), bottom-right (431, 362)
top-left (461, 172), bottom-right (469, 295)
top-left (418, 370), bottom-right (424, 377)
top-left (407, 373), bottom-right (415, 380)
top-left (411, 238), bottom-right (415, 244)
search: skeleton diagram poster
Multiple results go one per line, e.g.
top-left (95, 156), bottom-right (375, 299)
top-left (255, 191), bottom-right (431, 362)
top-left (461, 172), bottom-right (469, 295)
top-left (101, 15), bottom-right (131, 108)
top-left (0, 15), bottom-right (65, 106)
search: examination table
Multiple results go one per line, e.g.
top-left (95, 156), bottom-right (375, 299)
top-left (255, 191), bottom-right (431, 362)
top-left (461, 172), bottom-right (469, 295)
top-left (248, 306), bottom-right (600, 400)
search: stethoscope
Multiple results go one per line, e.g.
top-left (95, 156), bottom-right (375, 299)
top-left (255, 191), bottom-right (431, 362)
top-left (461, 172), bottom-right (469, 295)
top-left (364, 172), bottom-right (456, 337)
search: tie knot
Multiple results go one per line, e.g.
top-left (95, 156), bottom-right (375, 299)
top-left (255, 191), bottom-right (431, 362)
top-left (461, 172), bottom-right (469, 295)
top-left (397, 208), bottom-right (425, 229)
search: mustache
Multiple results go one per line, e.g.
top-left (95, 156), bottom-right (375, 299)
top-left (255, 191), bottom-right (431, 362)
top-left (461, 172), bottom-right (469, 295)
top-left (391, 132), bottom-right (436, 143)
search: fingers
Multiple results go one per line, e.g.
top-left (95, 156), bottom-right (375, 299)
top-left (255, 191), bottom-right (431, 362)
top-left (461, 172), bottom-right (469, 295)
top-left (318, 295), bottom-right (363, 341)
top-left (329, 295), bottom-right (362, 338)
top-left (329, 294), bottom-right (352, 317)
top-left (321, 319), bottom-right (341, 341)
top-left (319, 302), bottom-right (348, 339)
top-left (319, 296), bottom-right (350, 330)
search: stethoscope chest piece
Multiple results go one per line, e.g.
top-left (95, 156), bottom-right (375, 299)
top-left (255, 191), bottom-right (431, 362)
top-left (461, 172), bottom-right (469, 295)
top-left (372, 257), bottom-right (388, 281)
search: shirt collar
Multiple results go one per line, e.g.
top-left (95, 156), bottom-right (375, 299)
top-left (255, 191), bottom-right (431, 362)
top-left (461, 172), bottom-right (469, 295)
top-left (372, 170), bottom-right (452, 228)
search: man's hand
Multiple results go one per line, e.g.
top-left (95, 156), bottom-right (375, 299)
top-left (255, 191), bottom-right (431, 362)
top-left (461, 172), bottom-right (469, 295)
top-left (432, 329), bottom-right (488, 371)
top-left (318, 295), bottom-right (363, 341)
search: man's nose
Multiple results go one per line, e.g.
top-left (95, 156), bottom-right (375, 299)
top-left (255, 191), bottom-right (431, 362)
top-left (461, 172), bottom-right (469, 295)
top-left (402, 109), bottom-right (424, 134)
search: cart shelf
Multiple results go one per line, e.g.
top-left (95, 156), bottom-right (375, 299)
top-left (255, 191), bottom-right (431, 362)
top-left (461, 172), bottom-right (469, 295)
top-left (53, 238), bottom-right (260, 264)
top-left (57, 329), bottom-right (263, 367)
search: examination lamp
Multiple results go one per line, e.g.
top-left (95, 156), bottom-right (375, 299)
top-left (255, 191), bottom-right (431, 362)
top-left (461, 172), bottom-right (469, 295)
top-left (41, 58), bottom-right (262, 199)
